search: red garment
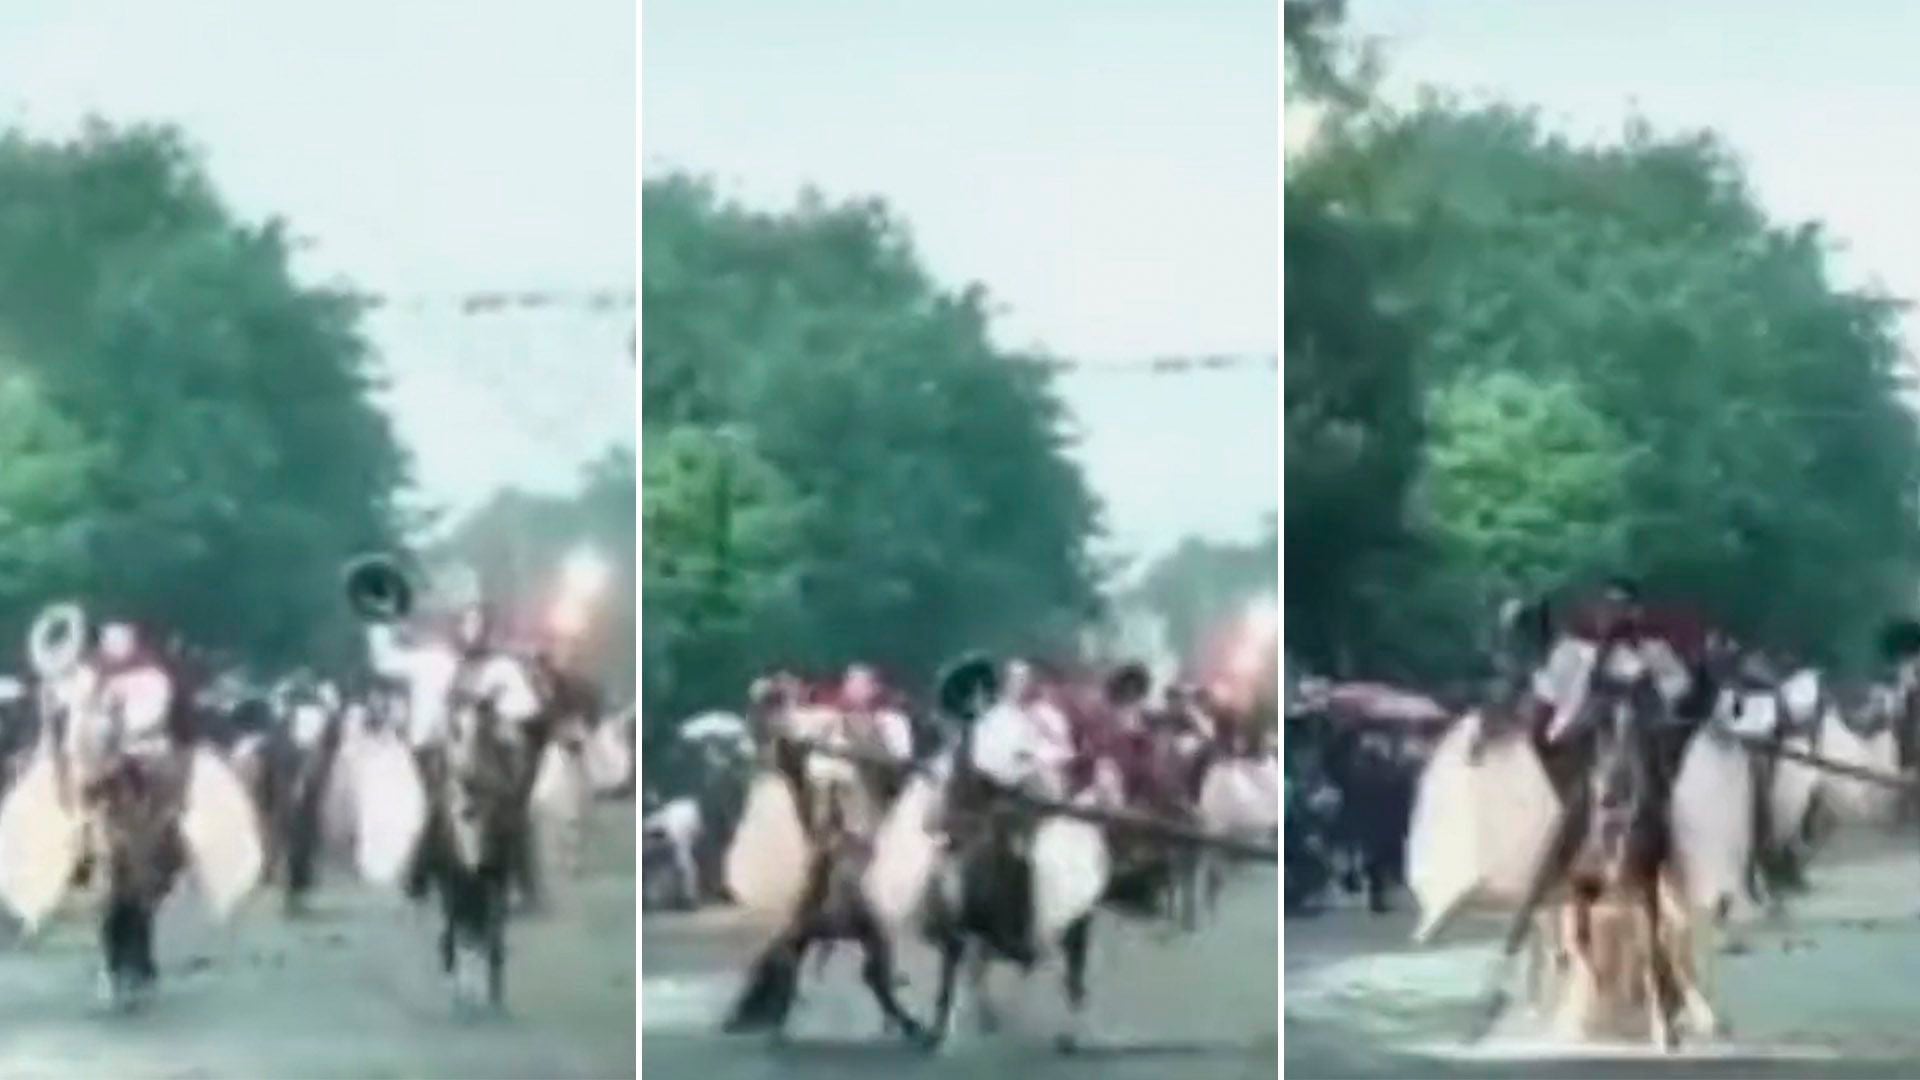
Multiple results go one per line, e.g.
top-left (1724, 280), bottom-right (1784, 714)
top-left (1064, 707), bottom-right (1183, 810)
top-left (1561, 601), bottom-right (1714, 664)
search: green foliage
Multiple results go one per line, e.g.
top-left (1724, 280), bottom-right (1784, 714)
top-left (641, 176), bottom-right (1103, 719)
top-left (1283, 184), bottom-right (1424, 676)
top-left (0, 122), bottom-right (406, 667)
top-left (1422, 370), bottom-right (1636, 599)
top-left (1286, 42), bottom-right (1920, 677)
top-left (640, 427), bottom-right (805, 716)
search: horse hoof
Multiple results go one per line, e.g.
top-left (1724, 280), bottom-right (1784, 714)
top-left (1054, 1033), bottom-right (1082, 1055)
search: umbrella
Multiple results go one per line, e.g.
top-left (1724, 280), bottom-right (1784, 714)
top-left (679, 711), bottom-right (750, 743)
top-left (1298, 681), bottom-right (1452, 730)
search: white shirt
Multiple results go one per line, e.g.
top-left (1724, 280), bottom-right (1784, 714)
top-left (290, 702), bottom-right (331, 749)
top-left (1536, 635), bottom-right (1692, 740)
top-left (365, 625), bottom-right (459, 748)
top-left (469, 655), bottom-right (543, 726)
top-left (970, 699), bottom-right (1073, 798)
top-left (99, 665), bottom-right (172, 749)
top-left (795, 705), bottom-right (913, 786)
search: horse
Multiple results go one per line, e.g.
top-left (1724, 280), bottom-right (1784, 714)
top-left (217, 686), bottom-right (346, 916)
top-left (720, 695), bottom-right (928, 1042)
top-left (1467, 668), bottom-right (1719, 1047)
top-left (0, 644), bottom-right (261, 1009)
top-left (405, 679), bottom-right (547, 1012)
top-left (855, 656), bottom-right (1185, 1053)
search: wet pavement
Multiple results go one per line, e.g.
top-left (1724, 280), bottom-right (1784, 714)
top-left (0, 805), bottom-right (638, 1079)
top-left (640, 865), bottom-right (1280, 1079)
top-left (1284, 830), bottom-right (1920, 1078)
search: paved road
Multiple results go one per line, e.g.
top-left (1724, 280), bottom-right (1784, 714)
top-left (0, 804), bottom-right (638, 1079)
top-left (640, 866), bottom-right (1280, 1080)
top-left (1284, 831), bottom-right (1920, 1078)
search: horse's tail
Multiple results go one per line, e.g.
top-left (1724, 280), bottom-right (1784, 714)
top-left (723, 942), bottom-right (802, 1034)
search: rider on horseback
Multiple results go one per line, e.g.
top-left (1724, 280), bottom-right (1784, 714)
top-left (71, 621), bottom-right (191, 1003)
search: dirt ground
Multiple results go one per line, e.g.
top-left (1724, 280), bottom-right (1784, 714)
top-left (1285, 830), bottom-right (1920, 1078)
top-left (0, 804), bottom-right (638, 1080)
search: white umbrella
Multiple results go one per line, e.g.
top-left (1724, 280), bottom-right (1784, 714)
top-left (679, 711), bottom-right (750, 743)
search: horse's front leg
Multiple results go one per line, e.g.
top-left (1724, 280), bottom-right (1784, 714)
top-left (1056, 914), bottom-right (1093, 1054)
top-left (1467, 801), bottom-right (1585, 1044)
top-left (851, 915), bottom-right (926, 1045)
top-left (1663, 879), bottom-right (1724, 1040)
top-left (1639, 878), bottom-right (1683, 1051)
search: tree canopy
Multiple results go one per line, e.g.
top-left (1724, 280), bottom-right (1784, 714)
top-left (0, 122), bottom-right (407, 669)
top-left (640, 176), bottom-right (1104, 724)
top-left (1286, 13), bottom-right (1920, 679)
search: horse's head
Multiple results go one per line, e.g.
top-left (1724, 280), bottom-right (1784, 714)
top-left (1570, 668), bottom-right (1668, 889)
top-left (441, 697), bottom-right (523, 872)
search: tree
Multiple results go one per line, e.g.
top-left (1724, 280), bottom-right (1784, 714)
top-left (1131, 517), bottom-right (1277, 663)
top-left (1291, 96), bottom-right (1920, 671)
top-left (0, 122), bottom-right (407, 667)
top-left (1421, 370), bottom-right (1637, 600)
top-left (641, 428), bottom-right (805, 720)
top-left (441, 447), bottom-right (637, 696)
top-left (641, 176), bottom-right (1103, 717)
top-left (1283, 185), bottom-right (1424, 677)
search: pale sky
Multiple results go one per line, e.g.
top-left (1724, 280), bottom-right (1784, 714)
top-left (0, 1), bottom-right (637, 526)
top-left (1349, 0), bottom-right (1920, 327)
top-left (642, 0), bottom-right (1280, 562)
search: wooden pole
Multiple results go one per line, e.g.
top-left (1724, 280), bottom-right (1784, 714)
top-left (785, 736), bottom-right (1280, 861)
top-left (1723, 729), bottom-right (1917, 791)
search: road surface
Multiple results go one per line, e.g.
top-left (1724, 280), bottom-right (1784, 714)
top-left (0, 804), bottom-right (638, 1079)
top-left (640, 866), bottom-right (1280, 1079)
top-left (1285, 831), bottom-right (1920, 1078)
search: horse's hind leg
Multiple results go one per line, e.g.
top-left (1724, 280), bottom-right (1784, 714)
top-left (965, 942), bottom-right (999, 1034)
top-left (1056, 914), bottom-right (1093, 1054)
top-left (723, 929), bottom-right (809, 1037)
top-left (485, 879), bottom-right (508, 1011)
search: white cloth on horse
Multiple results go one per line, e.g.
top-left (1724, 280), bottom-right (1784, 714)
top-left (364, 626), bottom-right (459, 749)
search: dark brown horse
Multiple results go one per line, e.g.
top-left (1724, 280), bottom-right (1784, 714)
top-left (410, 686), bottom-right (540, 1013)
top-left (720, 705), bottom-right (927, 1042)
top-left (1471, 669), bottom-right (1695, 1047)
